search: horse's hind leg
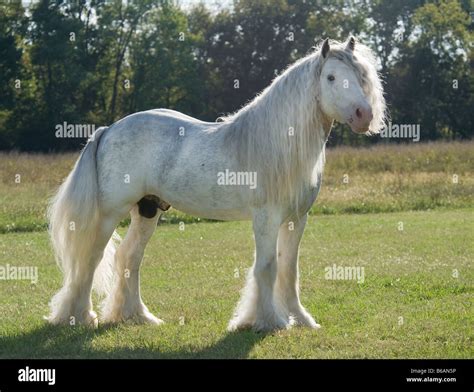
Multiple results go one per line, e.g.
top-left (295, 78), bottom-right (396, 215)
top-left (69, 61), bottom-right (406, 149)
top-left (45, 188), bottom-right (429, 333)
top-left (101, 201), bottom-right (162, 325)
top-left (48, 215), bottom-right (119, 327)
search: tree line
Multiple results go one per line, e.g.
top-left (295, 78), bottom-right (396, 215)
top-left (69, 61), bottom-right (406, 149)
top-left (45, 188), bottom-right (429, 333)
top-left (0, 0), bottom-right (472, 151)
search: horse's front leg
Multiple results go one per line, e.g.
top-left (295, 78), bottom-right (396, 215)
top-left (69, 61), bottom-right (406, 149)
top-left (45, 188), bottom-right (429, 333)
top-left (275, 214), bottom-right (320, 329)
top-left (228, 208), bottom-right (289, 332)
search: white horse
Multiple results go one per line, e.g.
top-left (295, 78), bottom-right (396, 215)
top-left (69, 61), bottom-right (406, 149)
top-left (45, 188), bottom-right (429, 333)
top-left (47, 37), bottom-right (386, 332)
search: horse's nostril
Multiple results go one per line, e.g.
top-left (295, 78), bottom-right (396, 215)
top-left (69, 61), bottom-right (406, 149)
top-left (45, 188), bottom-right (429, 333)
top-left (356, 108), bottom-right (362, 118)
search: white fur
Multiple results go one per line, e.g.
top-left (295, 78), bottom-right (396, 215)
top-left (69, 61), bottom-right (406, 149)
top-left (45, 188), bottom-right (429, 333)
top-left (47, 38), bottom-right (385, 331)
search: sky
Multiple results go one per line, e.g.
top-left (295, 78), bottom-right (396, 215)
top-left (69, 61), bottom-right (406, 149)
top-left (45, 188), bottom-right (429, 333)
top-left (19, 0), bottom-right (233, 9)
top-left (179, 0), bottom-right (232, 10)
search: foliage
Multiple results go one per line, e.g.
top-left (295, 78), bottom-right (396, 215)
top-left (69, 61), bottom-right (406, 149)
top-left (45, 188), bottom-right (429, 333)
top-left (0, 0), bottom-right (472, 151)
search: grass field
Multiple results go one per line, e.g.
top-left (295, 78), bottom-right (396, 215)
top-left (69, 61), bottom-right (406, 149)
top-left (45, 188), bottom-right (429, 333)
top-left (0, 142), bottom-right (473, 358)
top-left (0, 210), bottom-right (472, 359)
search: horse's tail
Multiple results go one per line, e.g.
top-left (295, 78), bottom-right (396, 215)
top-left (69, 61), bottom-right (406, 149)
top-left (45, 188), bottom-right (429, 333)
top-left (47, 126), bottom-right (118, 323)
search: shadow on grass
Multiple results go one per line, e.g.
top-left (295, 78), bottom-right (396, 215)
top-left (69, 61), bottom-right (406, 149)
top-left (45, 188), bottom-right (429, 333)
top-left (0, 323), bottom-right (266, 359)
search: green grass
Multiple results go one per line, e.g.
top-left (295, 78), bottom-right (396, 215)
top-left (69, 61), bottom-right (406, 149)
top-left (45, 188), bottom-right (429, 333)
top-left (1, 141), bottom-right (473, 233)
top-left (0, 209), bottom-right (472, 358)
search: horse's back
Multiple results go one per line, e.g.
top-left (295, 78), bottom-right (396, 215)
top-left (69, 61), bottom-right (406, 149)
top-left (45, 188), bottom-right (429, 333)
top-left (149, 108), bottom-right (215, 126)
top-left (97, 109), bottom-right (218, 161)
top-left (106, 108), bottom-right (214, 135)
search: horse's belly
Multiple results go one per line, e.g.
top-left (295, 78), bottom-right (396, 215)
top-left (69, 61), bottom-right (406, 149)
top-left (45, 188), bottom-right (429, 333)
top-left (167, 200), bottom-right (252, 221)
top-left (155, 183), bottom-right (253, 221)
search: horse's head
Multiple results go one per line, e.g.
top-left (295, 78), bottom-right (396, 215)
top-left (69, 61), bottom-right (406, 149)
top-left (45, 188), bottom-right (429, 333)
top-left (318, 37), bottom-right (386, 134)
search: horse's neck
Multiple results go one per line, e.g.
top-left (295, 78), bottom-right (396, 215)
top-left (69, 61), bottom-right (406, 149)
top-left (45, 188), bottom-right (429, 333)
top-left (220, 55), bottom-right (330, 206)
top-left (237, 55), bottom-right (327, 150)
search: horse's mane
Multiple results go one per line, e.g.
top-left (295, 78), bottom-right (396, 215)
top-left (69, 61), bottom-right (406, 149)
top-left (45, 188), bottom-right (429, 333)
top-left (219, 40), bottom-right (386, 209)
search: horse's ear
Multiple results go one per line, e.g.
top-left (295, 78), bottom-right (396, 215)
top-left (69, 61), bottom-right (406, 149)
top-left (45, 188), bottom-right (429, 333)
top-left (321, 38), bottom-right (330, 58)
top-left (346, 36), bottom-right (356, 52)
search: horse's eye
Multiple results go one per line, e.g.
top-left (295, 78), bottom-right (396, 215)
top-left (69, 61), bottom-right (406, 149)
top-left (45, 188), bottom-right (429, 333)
top-left (328, 75), bottom-right (335, 81)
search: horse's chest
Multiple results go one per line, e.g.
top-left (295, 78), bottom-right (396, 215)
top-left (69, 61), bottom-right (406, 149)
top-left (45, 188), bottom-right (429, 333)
top-left (298, 175), bottom-right (323, 216)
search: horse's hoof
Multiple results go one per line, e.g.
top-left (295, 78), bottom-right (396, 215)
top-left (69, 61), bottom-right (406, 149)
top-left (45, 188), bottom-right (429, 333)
top-left (227, 316), bottom-right (255, 332)
top-left (135, 311), bottom-right (164, 325)
top-left (101, 310), bottom-right (163, 326)
top-left (45, 310), bottom-right (98, 328)
top-left (253, 315), bottom-right (290, 333)
top-left (289, 307), bottom-right (320, 329)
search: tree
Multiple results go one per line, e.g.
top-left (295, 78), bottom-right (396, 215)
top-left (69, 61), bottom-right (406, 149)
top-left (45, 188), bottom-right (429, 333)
top-left (125, 1), bottom-right (206, 117)
top-left (96, 0), bottom-right (156, 123)
top-left (388, 0), bottom-right (473, 140)
top-left (0, 2), bottom-right (26, 149)
top-left (0, 0), bottom-right (472, 151)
